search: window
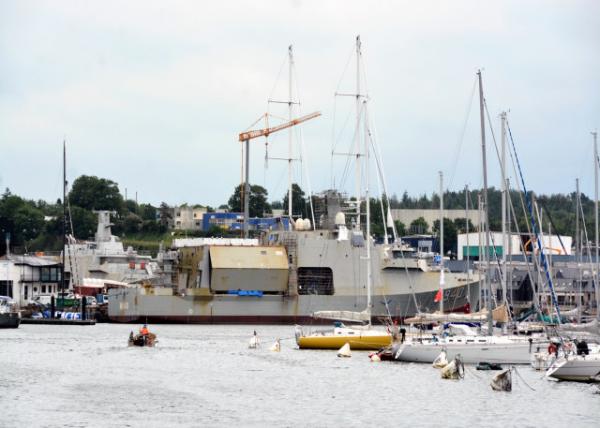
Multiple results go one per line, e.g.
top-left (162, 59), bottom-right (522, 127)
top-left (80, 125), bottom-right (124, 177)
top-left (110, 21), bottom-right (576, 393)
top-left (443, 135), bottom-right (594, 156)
top-left (298, 267), bottom-right (334, 295)
top-left (42, 285), bottom-right (46, 293)
top-left (0, 281), bottom-right (13, 298)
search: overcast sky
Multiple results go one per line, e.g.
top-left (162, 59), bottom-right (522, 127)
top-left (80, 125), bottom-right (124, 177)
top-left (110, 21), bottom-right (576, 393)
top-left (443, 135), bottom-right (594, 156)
top-left (1, 1), bottom-right (599, 207)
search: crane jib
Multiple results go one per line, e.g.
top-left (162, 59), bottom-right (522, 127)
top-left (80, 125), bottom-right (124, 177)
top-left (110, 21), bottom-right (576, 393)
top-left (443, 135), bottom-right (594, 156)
top-left (238, 111), bottom-right (321, 142)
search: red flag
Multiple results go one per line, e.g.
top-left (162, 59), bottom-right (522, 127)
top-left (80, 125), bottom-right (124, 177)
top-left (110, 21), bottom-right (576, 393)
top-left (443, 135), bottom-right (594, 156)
top-left (434, 288), bottom-right (442, 303)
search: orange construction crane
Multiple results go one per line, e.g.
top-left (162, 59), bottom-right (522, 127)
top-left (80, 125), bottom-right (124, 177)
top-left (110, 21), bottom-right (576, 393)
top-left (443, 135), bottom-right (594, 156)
top-left (238, 111), bottom-right (321, 237)
top-left (239, 111), bottom-right (321, 142)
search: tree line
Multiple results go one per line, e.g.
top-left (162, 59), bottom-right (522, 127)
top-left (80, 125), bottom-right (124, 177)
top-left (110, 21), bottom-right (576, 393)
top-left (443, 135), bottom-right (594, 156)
top-left (0, 175), bottom-right (595, 256)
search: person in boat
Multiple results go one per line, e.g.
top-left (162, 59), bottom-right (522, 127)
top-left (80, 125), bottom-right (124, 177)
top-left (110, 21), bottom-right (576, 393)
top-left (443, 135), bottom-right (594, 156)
top-left (129, 331), bottom-right (134, 343)
top-left (140, 324), bottom-right (150, 345)
top-left (399, 327), bottom-right (406, 343)
top-left (576, 339), bottom-right (590, 356)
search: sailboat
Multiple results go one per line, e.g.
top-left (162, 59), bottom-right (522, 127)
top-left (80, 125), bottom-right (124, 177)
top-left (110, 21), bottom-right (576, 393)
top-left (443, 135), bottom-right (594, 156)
top-left (394, 71), bottom-right (546, 365)
top-left (545, 131), bottom-right (600, 382)
top-left (295, 36), bottom-right (391, 351)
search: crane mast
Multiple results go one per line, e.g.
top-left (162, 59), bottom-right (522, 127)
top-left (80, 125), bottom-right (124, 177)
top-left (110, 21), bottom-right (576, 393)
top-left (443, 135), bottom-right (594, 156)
top-left (238, 111), bottom-right (321, 238)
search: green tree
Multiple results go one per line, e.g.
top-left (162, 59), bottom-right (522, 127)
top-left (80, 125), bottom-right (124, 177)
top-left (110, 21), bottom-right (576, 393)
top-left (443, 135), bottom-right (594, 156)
top-left (69, 206), bottom-right (97, 239)
top-left (122, 213), bottom-right (142, 234)
top-left (394, 220), bottom-right (406, 236)
top-left (139, 203), bottom-right (157, 221)
top-left (433, 218), bottom-right (458, 255)
top-left (282, 183), bottom-right (307, 217)
top-left (409, 217), bottom-right (429, 234)
top-left (158, 202), bottom-right (172, 228)
top-left (69, 175), bottom-right (124, 212)
top-left (228, 184), bottom-right (272, 218)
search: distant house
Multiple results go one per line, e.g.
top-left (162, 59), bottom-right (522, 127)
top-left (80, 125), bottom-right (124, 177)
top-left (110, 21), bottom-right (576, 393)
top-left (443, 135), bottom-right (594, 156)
top-left (0, 254), bottom-right (62, 306)
top-left (172, 205), bottom-right (208, 231)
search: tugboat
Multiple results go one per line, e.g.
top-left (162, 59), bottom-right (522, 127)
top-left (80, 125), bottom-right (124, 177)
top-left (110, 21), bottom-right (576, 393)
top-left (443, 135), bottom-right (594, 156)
top-left (0, 296), bottom-right (21, 328)
top-left (128, 324), bottom-right (157, 347)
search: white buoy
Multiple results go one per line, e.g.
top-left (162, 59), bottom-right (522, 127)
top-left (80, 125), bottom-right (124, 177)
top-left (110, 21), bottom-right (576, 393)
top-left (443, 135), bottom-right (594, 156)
top-left (248, 331), bottom-right (259, 349)
top-left (433, 350), bottom-right (448, 368)
top-left (337, 342), bottom-right (351, 358)
top-left (269, 339), bottom-right (281, 352)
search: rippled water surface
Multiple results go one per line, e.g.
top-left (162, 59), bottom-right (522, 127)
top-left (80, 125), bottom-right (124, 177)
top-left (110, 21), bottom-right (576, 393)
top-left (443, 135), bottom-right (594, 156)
top-left (1, 324), bottom-right (599, 427)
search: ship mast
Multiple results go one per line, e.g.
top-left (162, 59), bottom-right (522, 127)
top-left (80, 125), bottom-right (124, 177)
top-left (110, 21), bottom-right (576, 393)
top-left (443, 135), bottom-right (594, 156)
top-left (355, 36), bottom-right (362, 228)
top-left (287, 45), bottom-right (294, 224)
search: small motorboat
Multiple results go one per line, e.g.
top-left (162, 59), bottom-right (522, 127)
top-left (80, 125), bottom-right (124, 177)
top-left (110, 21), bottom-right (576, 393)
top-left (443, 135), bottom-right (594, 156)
top-left (476, 361), bottom-right (504, 371)
top-left (128, 326), bottom-right (157, 347)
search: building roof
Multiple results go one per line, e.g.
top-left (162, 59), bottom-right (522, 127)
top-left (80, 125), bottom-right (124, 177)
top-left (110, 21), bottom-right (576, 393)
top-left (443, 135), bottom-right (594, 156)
top-left (3, 254), bottom-right (61, 267)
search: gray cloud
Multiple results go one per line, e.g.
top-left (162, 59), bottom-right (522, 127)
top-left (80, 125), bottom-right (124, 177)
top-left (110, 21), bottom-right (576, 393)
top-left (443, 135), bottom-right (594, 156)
top-left (1, 0), bottom-right (599, 206)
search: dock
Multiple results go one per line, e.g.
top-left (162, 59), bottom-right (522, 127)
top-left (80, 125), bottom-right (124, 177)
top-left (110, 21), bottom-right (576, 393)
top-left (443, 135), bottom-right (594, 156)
top-left (21, 318), bottom-right (96, 326)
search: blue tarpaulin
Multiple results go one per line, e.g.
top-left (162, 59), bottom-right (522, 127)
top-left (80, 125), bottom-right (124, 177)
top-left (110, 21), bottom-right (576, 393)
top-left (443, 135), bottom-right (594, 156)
top-left (227, 290), bottom-right (263, 297)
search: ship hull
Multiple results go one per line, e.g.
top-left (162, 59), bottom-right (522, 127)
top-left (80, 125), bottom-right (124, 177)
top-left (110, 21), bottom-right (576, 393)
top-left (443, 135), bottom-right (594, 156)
top-left (108, 282), bottom-right (480, 324)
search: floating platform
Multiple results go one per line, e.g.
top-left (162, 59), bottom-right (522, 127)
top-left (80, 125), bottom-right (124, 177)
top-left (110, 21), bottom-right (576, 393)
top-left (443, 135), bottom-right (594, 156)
top-left (21, 318), bottom-right (96, 326)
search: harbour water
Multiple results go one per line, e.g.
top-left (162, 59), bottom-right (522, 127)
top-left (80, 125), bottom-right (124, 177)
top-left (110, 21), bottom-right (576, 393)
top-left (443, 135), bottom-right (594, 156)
top-left (1, 324), bottom-right (599, 427)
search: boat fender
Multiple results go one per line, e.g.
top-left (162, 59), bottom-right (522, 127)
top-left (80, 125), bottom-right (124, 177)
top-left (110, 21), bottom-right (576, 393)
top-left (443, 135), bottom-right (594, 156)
top-left (370, 353), bottom-right (381, 362)
top-left (337, 342), bottom-right (351, 358)
top-left (269, 339), bottom-right (281, 352)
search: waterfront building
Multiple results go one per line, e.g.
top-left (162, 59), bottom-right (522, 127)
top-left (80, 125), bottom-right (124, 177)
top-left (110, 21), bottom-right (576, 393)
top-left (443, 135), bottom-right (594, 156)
top-left (0, 254), bottom-right (62, 306)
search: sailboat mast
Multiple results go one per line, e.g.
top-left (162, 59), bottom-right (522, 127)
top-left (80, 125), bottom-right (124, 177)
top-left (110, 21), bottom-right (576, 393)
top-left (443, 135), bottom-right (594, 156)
top-left (355, 35), bottom-right (362, 228)
top-left (576, 178), bottom-right (582, 323)
top-left (61, 140), bottom-right (66, 300)
top-left (439, 171), bottom-right (444, 314)
top-left (594, 130), bottom-right (599, 319)
top-left (364, 101), bottom-right (372, 323)
top-left (500, 111), bottom-right (508, 306)
top-left (288, 45), bottom-right (294, 223)
top-left (477, 70), bottom-right (493, 335)
top-left (465, 184), bottom-right (470, 288)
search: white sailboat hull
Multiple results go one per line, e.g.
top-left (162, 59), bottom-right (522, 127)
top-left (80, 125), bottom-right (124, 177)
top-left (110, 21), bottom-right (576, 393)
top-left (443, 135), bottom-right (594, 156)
top-left (394, 336), bottom-right (539, 364)
top-left (546, 354), bottom-right (600, 382)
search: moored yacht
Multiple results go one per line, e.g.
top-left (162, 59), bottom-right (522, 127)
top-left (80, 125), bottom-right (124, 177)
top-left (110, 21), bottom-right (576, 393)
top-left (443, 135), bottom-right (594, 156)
top-left (0, 296), bottom-right (20, 328)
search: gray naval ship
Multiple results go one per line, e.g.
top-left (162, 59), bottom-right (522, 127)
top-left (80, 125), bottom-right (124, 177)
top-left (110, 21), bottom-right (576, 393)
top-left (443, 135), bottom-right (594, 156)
top-left (109, 191), bottom-right (481, 324)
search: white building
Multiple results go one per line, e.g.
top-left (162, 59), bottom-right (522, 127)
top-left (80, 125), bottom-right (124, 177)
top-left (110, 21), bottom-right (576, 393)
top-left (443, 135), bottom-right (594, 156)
top-left (457, 232), bottom-right (572, 260)
top-left (173, 205), bottom-right (207, 231)
top-left (0, 254), bottom-right (63, 306)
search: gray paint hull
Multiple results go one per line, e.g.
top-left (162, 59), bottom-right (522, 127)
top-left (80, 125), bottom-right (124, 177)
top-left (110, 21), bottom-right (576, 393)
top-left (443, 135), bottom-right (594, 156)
top-left (109, 234), bottom-right (482, 324)
top-left (108, 282), bottom-right (480, 324)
